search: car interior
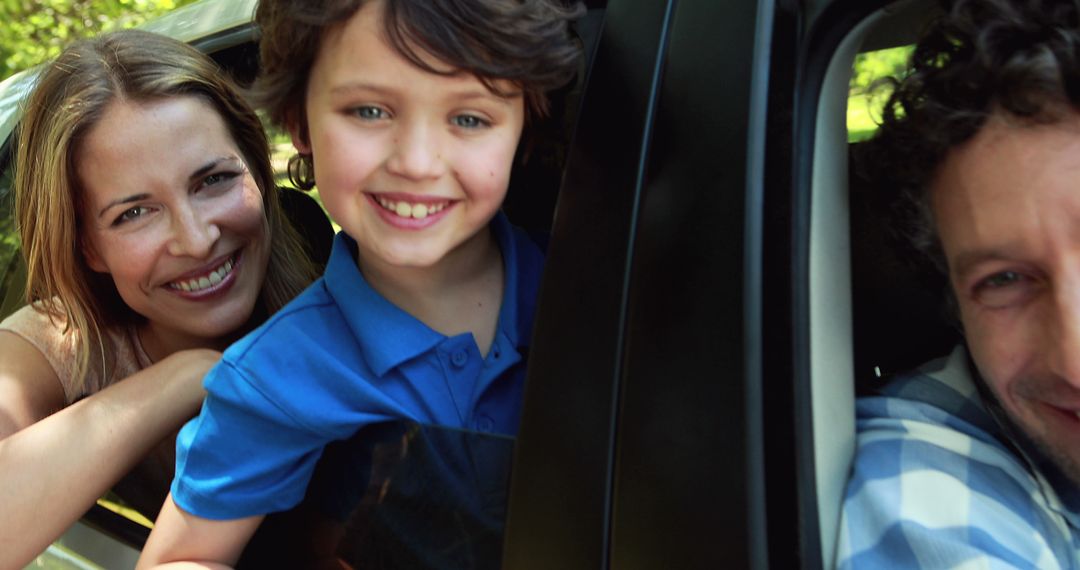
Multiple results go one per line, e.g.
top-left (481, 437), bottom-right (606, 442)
top-left (812, 0), bottom-right (960, 564)
top-left (0, 0), bottom-right (975, 567)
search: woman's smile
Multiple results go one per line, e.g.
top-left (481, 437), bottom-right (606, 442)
top-left (166, 251), bottom-right (241, 299)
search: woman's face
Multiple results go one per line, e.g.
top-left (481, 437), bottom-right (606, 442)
top-left (77, 96), bottom-right (270, 356)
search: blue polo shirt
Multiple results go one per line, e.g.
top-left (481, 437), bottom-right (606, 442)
top-left (171, 212), bottom-right (543, 520)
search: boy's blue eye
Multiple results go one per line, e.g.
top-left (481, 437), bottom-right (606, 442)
top-left (451, 114), bottom-right (489, 129)
top-left (353, 106), bottom-right (388, 120)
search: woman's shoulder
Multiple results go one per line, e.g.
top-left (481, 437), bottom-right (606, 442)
top-left (0, 303), bottom-right (73, 349)
top-left (0, 302), bottom-right (141, 402)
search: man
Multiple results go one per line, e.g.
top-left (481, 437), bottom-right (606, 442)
top-left (837, 0), bottom-right (1080, 566)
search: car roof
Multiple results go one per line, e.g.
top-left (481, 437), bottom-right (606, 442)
top-left (0, 0), bottom-right (258, 152)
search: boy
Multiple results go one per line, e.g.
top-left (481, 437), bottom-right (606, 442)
top-left (138, 0), bottom-right (584, 566)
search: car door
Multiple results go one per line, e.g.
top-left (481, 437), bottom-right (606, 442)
top-left (503, 0), bottom-right (911, 567)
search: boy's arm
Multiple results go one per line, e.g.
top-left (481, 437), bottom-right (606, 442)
top-left (137, 493), bottom-right (263, 569)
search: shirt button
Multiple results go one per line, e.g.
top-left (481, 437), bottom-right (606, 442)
top-left (451, 350), bottom-right (468, 367)
top-left (476, 415), bottom-right (494, 431)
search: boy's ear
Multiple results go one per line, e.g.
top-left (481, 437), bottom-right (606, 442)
top-left (285, 109), bottom-right (312, 155)
top-left (81, 238), bottom-right (107, 273)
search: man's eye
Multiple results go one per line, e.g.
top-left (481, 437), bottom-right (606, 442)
top-left (112, 206), bottom-right (150, 226)
top-left (451, 114), bottom-right (489, 129)
top-left (972, 271), bottom-right (1036, 308)
top-left (982, 271), bottom-right (1022, 288)
top-left (352, 106), bottom-right (388, 120)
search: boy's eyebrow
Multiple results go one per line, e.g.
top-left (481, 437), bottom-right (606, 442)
top-left (330, 81), bottom-right (522, 104)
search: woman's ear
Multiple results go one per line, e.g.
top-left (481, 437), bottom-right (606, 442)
top-left (82, 238), bottom-right (107, 273)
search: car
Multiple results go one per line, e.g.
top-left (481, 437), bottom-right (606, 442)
top-left (0, 0), bottom-right (953, 567)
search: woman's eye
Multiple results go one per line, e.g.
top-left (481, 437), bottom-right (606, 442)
top-left (112, 206), bottom-right (150, 226)
top-left (352, 106), bottom-right (388, 120)
top-left (201, 171), bottom-right (239, 189)
top-left (451, 114), bottom-right (490, 129)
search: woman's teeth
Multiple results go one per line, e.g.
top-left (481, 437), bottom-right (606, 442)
top-left (169, 258), bottom-right (234, 292)
top-left (375, 196), bottom-right (448, 219)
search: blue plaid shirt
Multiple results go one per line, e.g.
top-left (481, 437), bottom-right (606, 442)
top-left (836, 347), bottom-right (1080, 569)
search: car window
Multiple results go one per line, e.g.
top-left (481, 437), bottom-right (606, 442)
top-left (847, 45), bottom-right (913, 142)
top-left (0, 158), bottom-right (22, 321)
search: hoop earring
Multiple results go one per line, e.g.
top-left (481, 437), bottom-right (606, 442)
top-left (287, 153), bottom-right (316, 190)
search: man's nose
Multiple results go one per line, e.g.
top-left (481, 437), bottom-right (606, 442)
top-left (1050, 279), bottom-right (1080, 388)
top-left (385, 121), bottom-right (447, 181)
top-left (166, 204), bottom-right (219, 259)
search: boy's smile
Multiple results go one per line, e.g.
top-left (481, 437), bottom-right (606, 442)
top-left (369, 192), bottom-right (452, 227)
top-left (292, 0), bottom-right (525, 275)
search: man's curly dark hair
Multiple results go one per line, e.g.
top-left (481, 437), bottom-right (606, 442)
top-left (861, 0), bottom-right (1080, 282)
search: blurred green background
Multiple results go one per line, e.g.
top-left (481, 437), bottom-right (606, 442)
top-left (0, 0), bottom-right (199, 82)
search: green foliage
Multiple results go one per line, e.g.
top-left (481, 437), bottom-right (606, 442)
top-left (847, 45), bottom-right (914, 141)
top-left (0, 0), bottom-right (200, 81)
top-left (850, 45), bottom-right (914, 95)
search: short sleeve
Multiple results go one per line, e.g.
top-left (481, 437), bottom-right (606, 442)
top-left (171, 359), bottom-right (329, 520)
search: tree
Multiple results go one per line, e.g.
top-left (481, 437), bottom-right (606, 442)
top-left (0, 0), bottom-right (199, 81)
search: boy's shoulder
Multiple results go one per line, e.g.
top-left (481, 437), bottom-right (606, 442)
top-left (225, 277), bottom-right (347, 366)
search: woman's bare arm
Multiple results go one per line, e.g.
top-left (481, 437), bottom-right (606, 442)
top-left (0, 332), bottom-right (219, 569)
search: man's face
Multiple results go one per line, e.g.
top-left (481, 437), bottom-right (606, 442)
top-left (932, 112), bottom-right (1080, 483)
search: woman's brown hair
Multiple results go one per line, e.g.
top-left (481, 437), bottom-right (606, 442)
top-left (14, 28), bottom-right (318, 390)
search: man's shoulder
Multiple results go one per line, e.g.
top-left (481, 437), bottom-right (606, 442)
top-left (851, 346), bottom-right (1028, 490)
top-left (857, 347), bottom-right (1002, 445)
top-left (838, 347), bottom-right (1068, 568)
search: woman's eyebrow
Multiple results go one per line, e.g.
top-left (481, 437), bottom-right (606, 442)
top-left (98, 194), bottom-right (149, 219)
top-left (97, 157), bottom-right (243, 219)
top-left (189, 156), bottom-right (241, 183)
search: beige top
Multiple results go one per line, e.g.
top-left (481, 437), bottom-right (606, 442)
top-left (0, 303), bottom-right (152, 404)
top-left (0, 303), bottom-right (175, 518)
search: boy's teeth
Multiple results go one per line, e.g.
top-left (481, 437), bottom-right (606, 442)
top-left (377, 196), bottom-right (446, 220)
top-left (171, 258), bottom-right (234, 293)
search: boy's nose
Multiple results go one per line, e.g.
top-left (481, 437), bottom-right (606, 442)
top-left (385, 122), bottom-right (447, 181)
top-left (166, 205), bottom-right (220, 259)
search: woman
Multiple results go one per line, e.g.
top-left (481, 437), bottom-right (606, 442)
top-left (0, 29), bottom-right (321, 567)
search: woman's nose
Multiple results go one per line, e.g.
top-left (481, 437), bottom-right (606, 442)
top-left (166, 205), bottom-right (220, 259)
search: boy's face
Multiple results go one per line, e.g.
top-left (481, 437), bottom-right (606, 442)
top-left (931, 112), bottom-right (1080, 485)
top-left (293, 0), bottom-right (525, 271)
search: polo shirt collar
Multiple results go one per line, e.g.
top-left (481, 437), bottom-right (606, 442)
top-left (323, 211), bottom-right (530, 377)
top-left (491, 211), bottom-right (527, 350)
top-left (323, 233), bottom-right (443, 377)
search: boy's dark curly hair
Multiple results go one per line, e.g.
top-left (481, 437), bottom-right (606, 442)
top-left (861, 0), bottom-right (1080, 280)
top-left (251, 0), bottom-right (585, 190)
